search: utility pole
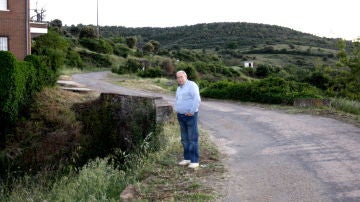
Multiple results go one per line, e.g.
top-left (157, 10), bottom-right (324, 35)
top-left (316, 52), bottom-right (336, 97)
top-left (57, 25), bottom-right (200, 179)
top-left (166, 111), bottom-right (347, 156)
top-left (97, 0), bottom-right (100, 39)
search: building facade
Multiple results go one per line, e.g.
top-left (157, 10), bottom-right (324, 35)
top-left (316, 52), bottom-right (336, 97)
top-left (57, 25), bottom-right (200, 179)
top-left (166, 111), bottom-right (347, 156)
top-left (0, 0), bottom-right (47, 60)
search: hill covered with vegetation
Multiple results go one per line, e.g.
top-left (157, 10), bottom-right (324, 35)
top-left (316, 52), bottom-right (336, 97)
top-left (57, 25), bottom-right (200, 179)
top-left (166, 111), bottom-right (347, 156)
top-left (98, 22), bottom-right (338, 50)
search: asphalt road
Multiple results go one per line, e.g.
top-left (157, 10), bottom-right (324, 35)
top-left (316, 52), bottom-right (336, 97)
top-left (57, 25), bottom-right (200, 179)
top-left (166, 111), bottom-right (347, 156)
top-left (72, 71), bottom-right (360, 202)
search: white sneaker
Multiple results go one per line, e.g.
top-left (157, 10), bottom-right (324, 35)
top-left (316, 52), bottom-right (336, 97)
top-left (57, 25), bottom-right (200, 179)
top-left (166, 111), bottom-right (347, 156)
top-left (178, 160), bottom-right (191, 166)
top-left (188, 163), bottom-right (199, 169)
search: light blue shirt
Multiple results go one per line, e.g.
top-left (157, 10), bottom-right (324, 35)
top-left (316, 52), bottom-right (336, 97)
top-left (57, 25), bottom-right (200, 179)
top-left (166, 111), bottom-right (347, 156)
top-left (175, 80), bottom-right (201, 114)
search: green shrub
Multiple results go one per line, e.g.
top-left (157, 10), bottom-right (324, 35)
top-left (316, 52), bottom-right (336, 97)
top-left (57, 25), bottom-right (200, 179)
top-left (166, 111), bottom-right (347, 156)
top-left (79, 38), bottom-right (113, 54)
top-left (32, 29), bottom-right (69, 55)
top-left (79, 26), bottom-right (97, 39)
top-left (115, 58), bottom-right (143, 74)
top-left (113, 44), bottom-right (131, 58)
top-left (173, 49), bottom-right (196, 61)
top-left (176, 62), bottom-right (199, 81)
top-left (305, 71), bottom-right (330, 90)
top-left (201, 77), bottom-right (321, 104)
top-left (138, 68), bottom-right (163, 78)
top-left (79, 51), bottom-right (112, 68)
top-left (126, 36), bottom-right (137, 49)
top-left (24, 55), bottom-right (57, 89)
top-left (255, 64), bottom-right (276, 78)
top-left (49, 158), bottom-right (125, 201)
top-left (1, 158), bottom-right (127, 201)
top-left (46, 48), bottom-right (66, 73)
top-left (1, 52), bottom-right (61, 152)
top-left (65, 50), bottom-right (83, 68)
top-left (330, 97), bottom-right (360, 115)
top-left (0, 52), bottom-right (35, 124)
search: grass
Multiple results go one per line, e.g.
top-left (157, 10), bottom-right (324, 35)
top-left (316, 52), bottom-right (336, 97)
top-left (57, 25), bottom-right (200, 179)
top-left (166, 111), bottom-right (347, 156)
top-left (60, 66), bottom-right (113, 76)
top-left (107, 72), bottom-right (178, 93)
top-left (133, 123), bottom-right (225, 201)
top-left (330, 97), bottom-right (360, 115)
top-left (2, 158), bottom-right (127, 202)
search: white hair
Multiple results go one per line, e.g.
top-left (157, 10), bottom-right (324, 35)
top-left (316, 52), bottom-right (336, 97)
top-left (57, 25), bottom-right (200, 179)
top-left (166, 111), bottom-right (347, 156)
top-left (176, 70), bottom-right (187, 76)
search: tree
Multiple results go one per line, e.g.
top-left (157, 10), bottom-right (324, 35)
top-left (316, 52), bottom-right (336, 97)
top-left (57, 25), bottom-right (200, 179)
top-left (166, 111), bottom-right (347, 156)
top-left (306, 71), bottom-right (330, 90)
top-left (226, 42), bottom-right (237, 49)
top-left (337, 39), bottom-right (360, 82)
top-left (126, 37), bottom-right (137, 49)
top-left (176, 62), bottom-right (199, 81)
top-left (161, 59), bottom-right (176, 76)
top-left (69, 25), bottom-right (80, 36)
top-left (336, 38), bottom-right (360, 100)
top-left (143, 42), bottom-right (154, 54)
top-left (255, 64), bottom-right (275, 78)
top-left (149, 40), bottom-right (160, 53)
top-left (50, 19), bottom-right (62, 30)
top-left (32, 30), bottom-right (69, 56)
top-left (79, 26), bottom-right (97, 39)
top-left (32, 29), bottom-right (69, 70)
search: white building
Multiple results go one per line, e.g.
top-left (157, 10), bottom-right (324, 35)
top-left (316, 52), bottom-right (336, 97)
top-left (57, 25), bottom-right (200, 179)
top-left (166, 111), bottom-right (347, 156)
top-left (244, 61), bottom-right (254, 68)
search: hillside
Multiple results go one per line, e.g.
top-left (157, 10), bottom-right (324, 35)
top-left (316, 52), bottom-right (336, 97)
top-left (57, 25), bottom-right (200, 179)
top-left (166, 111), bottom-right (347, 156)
top-left (99, 22), bottom-right (338, 50)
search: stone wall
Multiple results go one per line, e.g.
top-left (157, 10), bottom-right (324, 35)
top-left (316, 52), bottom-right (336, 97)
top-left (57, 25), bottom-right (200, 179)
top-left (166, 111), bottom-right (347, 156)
top-left (100, 93), bottom-right (173, 123)
top-left (293, 98), bottom-right (331, 107)
top-left (73, 92), bottom-right (173, 166)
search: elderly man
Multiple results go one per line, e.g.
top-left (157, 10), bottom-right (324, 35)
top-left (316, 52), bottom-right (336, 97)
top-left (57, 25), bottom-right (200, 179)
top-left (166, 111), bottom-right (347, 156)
top-left (175, 70), bottom-right (201, 169)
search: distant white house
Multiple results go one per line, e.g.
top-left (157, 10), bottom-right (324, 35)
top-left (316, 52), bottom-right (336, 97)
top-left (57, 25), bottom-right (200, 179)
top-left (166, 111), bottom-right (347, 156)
top-left (244, 61), bottom-right (254, 68)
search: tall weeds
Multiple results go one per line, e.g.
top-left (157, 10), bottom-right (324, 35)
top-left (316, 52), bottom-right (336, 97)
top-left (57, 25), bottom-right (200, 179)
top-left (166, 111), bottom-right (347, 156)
top-left (330, 97), bottom-right (360, 115)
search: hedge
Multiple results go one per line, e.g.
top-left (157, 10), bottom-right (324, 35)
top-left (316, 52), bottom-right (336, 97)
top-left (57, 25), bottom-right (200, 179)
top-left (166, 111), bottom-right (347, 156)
top-left (201, 77), bottom-right (322, 104)
top-left (0, 52), bottom-right (57, 126)
top-left (0, 51), bottom-right (31, 124)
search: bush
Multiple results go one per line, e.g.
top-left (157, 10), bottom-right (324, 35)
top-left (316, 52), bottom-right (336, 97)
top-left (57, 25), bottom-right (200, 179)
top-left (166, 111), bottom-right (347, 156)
top-left (161, 59), bottom-right (176, 77)
top-left (113, 58), bottom-right (143, 74)
top-left (31, 29), bottom-right (67, 79)
top-left (25, 55), bottom-right (58, 88)
top-left (113, 44), bottom-right (131, 58)
top-left (79, 38), bottom-right (113, 54)
top-left (255, 64), bottom-right (276, 78)
top-left (49, 158), bottom-right (125, 201)
top-left (126, 37), bottom-right (137, 49)
top-left (65, 50), bottom-right (83, 68)
top-left (176, 62), bottom-right (199, 81)
top-left (79, 51), bottom-right (112, 68)
top-left (79, 26), bottom-right (97, 39)
top-left (330, 97), bottom-right (360, 115)
top-left (137, 68), bottom-right (163, 78)
top-left (0, 52), bottom-right (36, 125)
top-left (305, 71), bottom-right (330, 90)
top-left (201, 77), bottom-right (322, 104)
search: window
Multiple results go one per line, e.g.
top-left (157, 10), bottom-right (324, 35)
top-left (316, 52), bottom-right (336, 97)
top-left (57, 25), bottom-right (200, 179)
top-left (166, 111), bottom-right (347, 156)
top-left (0, 37), bottom-right (8, 51)
top-left (0, 0), bottom-right (7, 10)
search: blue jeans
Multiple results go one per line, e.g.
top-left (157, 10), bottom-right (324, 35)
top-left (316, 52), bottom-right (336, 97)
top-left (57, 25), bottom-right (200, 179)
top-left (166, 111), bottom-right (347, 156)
top-left (177, 112), bottom-right (199, 163)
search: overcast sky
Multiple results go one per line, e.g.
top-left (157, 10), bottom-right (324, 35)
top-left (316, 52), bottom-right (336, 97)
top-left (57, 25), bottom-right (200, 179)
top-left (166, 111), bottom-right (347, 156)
top-left (31, 0), bottom-right (359, 40)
